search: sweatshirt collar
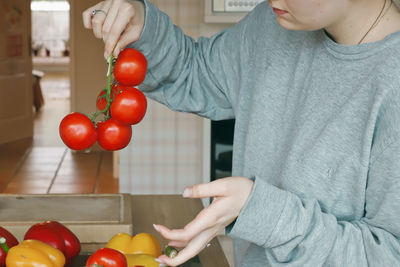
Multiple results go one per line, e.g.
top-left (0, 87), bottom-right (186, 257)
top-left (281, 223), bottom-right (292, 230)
top-left (321, 29), bottom-right (400, 60)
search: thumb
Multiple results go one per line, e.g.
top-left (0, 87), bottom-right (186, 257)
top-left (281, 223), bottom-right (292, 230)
top-left (113, 1), bottom-right (145, 57)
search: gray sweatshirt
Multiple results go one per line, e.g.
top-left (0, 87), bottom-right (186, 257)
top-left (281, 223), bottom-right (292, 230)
top-left (131, 1), bottom-right (400, 266)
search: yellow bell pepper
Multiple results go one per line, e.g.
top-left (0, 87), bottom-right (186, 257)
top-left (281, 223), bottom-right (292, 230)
top-left (125, 254), bottom-right (159, 267)
top-left (106, 232), bottom-right (162, 257)
top-left (6, 239), bottom-right (66, 267)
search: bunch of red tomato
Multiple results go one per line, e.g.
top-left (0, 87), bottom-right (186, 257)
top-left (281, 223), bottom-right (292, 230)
top-left (59, 48), bottom-right (148, 151)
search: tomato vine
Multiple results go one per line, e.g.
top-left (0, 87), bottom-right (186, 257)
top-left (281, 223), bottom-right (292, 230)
top-left (90, 54), bottom-right (115, 123)
top-left (59, 48), bottom-right (148, 152)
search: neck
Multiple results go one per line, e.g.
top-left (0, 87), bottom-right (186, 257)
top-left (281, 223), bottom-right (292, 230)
top-left (325, 0), bottom-right (400, 45)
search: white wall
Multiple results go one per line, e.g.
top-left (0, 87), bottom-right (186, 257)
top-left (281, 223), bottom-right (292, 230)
top-left (119, 0), bottom-right (234, 195)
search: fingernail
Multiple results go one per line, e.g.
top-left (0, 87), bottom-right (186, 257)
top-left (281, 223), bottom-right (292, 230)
top-left (155, 259), bottom-right (167, 266)
top-left (104, 52), bottom-right (108, 60)
top-left (153, 224), bottom-right (160, 232)
top-left (183, 187), bottom-right (192, 198)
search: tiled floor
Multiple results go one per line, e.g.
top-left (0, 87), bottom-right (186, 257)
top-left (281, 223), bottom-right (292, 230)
top-left (0, 72), bottom-right (117, 195)
top-left (0, 145), bottom-right (117, 194)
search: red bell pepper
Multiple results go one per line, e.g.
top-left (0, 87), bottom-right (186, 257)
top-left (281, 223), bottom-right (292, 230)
top-left (24, 220), bottom-right (81, 261)
top-left (0, 226), bottom-right (19, 267)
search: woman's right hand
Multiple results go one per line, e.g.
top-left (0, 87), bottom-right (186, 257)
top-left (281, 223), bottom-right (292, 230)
top-left (82, 0), bottom-right (146, 59)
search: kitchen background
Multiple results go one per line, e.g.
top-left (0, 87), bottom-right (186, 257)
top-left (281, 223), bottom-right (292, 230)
top-left (0, 0), bottom-right (241, 195)
top-left (119, 0), bottom-right (235, 195)
top-left (0, 1), bottom-right (258, 265)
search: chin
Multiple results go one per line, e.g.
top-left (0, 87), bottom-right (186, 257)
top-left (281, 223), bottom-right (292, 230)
top-left (276, 18), bottom-right (301, 30)
top-left (276, 18), bottom-right (319, 31)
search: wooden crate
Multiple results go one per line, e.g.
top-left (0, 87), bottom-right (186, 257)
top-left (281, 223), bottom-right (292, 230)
top-left (0, 194), bottom-right (132, 250)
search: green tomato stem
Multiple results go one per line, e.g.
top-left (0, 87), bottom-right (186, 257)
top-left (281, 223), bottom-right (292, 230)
top-left (164, 245), bottom-right (178, 258)
top-left (163, 245), bottom-right (178, 267)
top-left (89, 54), bottom-right (114, 123)
top-left (89, 111), bottom-right (102, 123)
top-left (105, 54), bottom-right (114, 119)
top-left (0, 237), bottom-right (9, 253)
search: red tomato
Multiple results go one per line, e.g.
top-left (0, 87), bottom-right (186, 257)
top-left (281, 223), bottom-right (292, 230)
top-left (110, 88), bottom-right (147, 125)
top-left (97, 118), bottom-right (132, 151)
top-left (96, 84), bottom-right (130, 111)
top-left (59, 112), bottom-right (97, 151)
top-left (114, 48), bottom-right (147, 86)
top-left (24, 223), bottom-right (66, 254)
top-left (86, 248), bottom-right (127, 267)
top-left (0, 226), bottom-right (18, 267)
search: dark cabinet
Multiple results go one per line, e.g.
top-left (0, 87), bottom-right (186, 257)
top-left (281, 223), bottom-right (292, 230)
top-left (210, 119), bottom-right (235, 181)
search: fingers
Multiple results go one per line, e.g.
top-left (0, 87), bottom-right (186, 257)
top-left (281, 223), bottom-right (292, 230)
top-left (112, 0), bottom-right (145, 57)
top-left (157, 227), bottom-right (216, 266)
top-left (92, 1), bottom-right (112, 39)
top-left (101, 0), bottom-right (120, 38)
top-left (167, 240), bottom-right (186, 248)
top-left (154, 207), bottom-right (216, 246)
top-left (83, 0), bottom-right (145, 58)
top-left (113, 23), bottom-right (141, 57)
top-left (154, 177), bottom-right (253, 266)
top-left (82, 2), bottom-right (104, 29)
top-left (104, 6), bottom-right (132, 57)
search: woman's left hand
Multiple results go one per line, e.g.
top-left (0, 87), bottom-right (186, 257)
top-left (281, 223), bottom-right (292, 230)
top-left (153, 176), bottom-right (254, 266)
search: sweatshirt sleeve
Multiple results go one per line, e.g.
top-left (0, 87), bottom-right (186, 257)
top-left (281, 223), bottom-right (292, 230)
top-left (226, 88), bottom-right (400, 265)
top-left (127, 0), bottom-right (256, 120)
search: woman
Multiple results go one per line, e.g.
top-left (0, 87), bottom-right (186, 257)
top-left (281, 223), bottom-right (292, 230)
top-left (83, 0), bottom-right (400, 266)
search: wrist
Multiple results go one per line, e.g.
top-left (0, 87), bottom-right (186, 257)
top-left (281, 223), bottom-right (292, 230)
top-left (131, 0), bottom-right (145, 28)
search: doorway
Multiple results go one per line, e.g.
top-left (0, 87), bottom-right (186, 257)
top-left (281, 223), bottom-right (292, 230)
top-left (31, 0), bottom-right (70, 147)
top-left (0, 0), bottom-right (116, 194)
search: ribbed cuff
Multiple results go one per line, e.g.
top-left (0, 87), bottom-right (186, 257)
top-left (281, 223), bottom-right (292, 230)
top-left (226, 177), bottom-right (289, 247)
top-left (128, 0), bottom-right (157, 53)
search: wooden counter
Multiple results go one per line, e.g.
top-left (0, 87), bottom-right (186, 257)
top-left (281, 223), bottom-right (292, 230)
top-left (0, 194), bottom-right (230, 267)
top-left (130, 195), bottom-right (230, 267)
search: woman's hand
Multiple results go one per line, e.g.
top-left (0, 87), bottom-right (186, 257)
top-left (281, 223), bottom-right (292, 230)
top-left (154, 177), bottom-right (254, 266)
top-left (82, 0), bottom-right (145, 59)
